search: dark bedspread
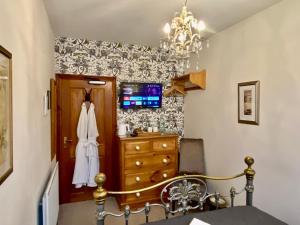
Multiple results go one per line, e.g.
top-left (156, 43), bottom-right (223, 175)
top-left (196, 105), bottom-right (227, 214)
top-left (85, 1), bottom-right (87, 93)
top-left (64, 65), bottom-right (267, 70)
top-left (144, 206), bottom-right (287, 225)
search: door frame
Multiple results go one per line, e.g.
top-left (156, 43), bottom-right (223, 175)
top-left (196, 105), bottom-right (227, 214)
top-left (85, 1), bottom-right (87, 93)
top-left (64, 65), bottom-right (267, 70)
top-left (55, 74), bottom-right (117, 192)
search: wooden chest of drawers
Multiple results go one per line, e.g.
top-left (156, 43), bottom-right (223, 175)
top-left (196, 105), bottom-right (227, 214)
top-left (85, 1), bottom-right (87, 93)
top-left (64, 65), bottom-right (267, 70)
top-left (116, 134), bottom-right (178, 208)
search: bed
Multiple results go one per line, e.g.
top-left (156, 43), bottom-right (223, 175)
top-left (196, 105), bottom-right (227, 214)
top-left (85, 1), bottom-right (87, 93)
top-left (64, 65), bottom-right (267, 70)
top-left (144, 206), bottom-right (286, 225)
top-left (92, 156), bottom-right (287, 225)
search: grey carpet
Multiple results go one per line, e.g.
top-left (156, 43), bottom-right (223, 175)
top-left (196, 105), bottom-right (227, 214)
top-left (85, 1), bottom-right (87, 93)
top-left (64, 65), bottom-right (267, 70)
top-left (58, 197), bottom-right (169, 225)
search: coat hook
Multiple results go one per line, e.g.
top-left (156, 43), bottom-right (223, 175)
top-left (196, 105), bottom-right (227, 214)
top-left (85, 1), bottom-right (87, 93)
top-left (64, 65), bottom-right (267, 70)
top-left (84, 88), bottom-right (92, 102)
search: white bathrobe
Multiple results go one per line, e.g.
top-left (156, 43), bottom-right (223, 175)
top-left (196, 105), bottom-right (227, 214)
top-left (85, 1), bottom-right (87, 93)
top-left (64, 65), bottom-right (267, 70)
top-left (72, 103), bottom-right (89, 188)
top-left (86, 103), bottom-right (100, 187)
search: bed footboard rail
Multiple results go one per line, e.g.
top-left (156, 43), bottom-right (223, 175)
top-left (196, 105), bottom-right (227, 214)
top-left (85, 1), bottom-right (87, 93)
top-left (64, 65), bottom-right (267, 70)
top-left (93, 156), bottom-right (255, 225)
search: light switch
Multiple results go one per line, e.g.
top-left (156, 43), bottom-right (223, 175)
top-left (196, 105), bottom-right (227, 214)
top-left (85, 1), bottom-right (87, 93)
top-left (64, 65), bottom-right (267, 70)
top-left (43, 92), bottom-right (49, 116)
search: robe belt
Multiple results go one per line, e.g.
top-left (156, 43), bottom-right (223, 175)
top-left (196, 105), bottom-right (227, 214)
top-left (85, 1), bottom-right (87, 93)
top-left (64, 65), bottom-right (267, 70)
top-left (78, 138), bottom-right (88, 143)
top-left (86, 138), bottom-right (99, 158)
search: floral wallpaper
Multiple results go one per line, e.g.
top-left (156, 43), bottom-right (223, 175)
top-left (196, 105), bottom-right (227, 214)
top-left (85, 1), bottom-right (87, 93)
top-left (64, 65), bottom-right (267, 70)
top-left (54, 37), bottom-right (184, 136)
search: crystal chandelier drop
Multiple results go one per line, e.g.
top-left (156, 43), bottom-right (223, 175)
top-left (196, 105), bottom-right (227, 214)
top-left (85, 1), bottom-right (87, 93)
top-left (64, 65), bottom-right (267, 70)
top-left (160, 0), bottom-right (208, 72)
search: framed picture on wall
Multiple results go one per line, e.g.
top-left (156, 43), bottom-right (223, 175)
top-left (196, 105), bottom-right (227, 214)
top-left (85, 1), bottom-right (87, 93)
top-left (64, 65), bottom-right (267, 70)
top-left (0, 45), bottom-right (13, 185)
top-left (238, 81), bottom-right (260, 125)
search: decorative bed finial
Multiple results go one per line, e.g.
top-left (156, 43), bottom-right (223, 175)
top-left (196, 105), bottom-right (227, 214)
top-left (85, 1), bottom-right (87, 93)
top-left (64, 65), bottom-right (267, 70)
top-left (245, 156), bottom-right (254, 167)
top-left (93, 173), bottom-right (107, 205)
top-left (244, 156), bottom-right (255, 180)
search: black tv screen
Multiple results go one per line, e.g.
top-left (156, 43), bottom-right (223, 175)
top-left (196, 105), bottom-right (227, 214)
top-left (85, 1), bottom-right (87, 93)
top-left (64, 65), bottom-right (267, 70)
top-left (120, 82), bottom-right (162, 109)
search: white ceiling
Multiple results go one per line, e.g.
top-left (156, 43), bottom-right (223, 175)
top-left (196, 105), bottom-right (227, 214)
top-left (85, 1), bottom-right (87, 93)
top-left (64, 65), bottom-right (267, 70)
top-left (44, 0), bottom-right (281, 47)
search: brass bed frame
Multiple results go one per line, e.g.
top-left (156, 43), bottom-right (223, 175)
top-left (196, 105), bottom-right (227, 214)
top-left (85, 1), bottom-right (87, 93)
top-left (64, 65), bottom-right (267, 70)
top-left (93, 156), bottom-right (255, 225)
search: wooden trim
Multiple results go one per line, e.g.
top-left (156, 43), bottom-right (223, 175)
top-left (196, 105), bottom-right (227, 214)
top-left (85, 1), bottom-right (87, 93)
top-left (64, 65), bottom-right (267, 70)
top-left (55, 74), bottom-right (116, 82)
top-left (56, 77), bottom-right (62, 164)
top-left (0, 45), bottom-right (13, 185)
top-left (50, 79), bottom-right (57, 160)
top-left (108, 76), bottom-right (118, 190)
top-left (184, 86), bottom-right (202, 91)
top-left (119, 134), bottom-right (178, 141)
top-left (0, 46), bottom-right (12, 58)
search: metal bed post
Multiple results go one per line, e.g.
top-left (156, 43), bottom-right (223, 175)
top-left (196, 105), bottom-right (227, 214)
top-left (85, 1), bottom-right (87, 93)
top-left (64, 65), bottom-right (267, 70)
top-left (93, 173), bottom-right (108, 225)
top-left (230, 187), bottom-right (236, 207)
top-left (145, 202), bottom-right (150, 223)
top-left (244, 156), bottom-right (255, 206)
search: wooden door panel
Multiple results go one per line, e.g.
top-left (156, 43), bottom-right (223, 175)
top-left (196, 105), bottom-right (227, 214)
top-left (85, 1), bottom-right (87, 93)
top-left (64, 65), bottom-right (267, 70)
top-left (100, 156), bottom-right (105, 172)
top-left (91, 88), bottom-right (106, 150)
top-left (57, 75), bottom-right (116, 204)
top-left (99, 143), bottom-right (105, 156)
top-left (69, 88), bottom-right (84, 159)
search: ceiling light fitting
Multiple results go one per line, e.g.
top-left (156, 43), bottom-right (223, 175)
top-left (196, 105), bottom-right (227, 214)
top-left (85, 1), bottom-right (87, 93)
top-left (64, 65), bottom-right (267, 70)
top-left (160, 0), bottom-right (209, 72)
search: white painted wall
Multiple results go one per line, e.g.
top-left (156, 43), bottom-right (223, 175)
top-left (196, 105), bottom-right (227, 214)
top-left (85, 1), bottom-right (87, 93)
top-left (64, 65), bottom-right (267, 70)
top-left (0, 0), bottom-right (54, 224)
top-left (184, 0), bottom-right (300, 224)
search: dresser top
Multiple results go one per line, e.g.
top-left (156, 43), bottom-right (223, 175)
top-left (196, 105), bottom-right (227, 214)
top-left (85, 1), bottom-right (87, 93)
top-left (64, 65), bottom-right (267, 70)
top-left (118, 133), bottom-right (178, 141)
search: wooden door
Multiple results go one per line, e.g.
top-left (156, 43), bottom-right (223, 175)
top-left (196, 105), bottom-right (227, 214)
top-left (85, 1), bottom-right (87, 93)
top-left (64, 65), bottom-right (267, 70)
top-left (56, 74), bottom-right (116, 204)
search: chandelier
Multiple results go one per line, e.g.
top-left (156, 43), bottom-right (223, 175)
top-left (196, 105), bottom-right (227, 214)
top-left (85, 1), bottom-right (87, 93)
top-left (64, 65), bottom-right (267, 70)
top-left (160, 0), bottom-right (208, 70)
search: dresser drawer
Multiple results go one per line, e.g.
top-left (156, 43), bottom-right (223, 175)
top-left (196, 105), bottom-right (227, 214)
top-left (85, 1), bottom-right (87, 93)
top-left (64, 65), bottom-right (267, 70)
top-left (125, 189), bottom-right (160, 203)
top-left (124, 168), bottom-right (177, 189)
top-left (149, 168), bottom-right (177, 183)
top-left (124, 154), bottom-right (154, 171)
top-left (124, 153), bottom-right (177, 172)
top-left (124, 172), bottom-right (153, 190)
top-left (124, 141), bottom-right (151, 154)
top-left (153, 138), bottom-right (176, 152)
top-left (124, 169), bottom-right (176, 202)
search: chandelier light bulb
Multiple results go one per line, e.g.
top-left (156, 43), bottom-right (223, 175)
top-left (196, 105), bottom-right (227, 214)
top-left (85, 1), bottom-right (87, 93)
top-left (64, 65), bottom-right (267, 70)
top-left (178, 32), bottom-right (186, 42)
top-left (163, 23), bottom-right (171, 34)
top-left (163, 41), bottom-right (169, 50)
top-left (197, 20), bottom-right (206, 31)
top-left (206, 40), bottom-right (210, 48)
top-left (192, 19), bottom-right (198, 29)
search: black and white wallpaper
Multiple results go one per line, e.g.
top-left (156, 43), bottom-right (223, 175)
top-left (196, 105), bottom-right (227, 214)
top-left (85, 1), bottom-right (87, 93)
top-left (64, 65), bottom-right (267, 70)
top-left (54, 37), bottom-right (184, 136)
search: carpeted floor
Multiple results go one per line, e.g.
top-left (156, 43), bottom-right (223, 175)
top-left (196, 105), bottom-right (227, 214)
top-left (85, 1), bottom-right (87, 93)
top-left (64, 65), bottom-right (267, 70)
top-left (58, 197), bottom-right (168, 225)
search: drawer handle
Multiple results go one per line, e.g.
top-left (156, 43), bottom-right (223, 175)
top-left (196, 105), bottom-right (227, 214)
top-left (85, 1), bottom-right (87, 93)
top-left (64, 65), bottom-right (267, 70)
top-left (135, 146), bottom-right (140, 151)
top-left (162, 143), bottom-right (167, 148)
top-left (135, 176), bottom-right (141, 182)
top-left (136, 192), bottom-right (141, 198)
top-left (135, 161), bottom-right (143, 167)
top-left (162, 158), bottom-right (168, 164)
top-left (163, 173), bottom-right (168, 178)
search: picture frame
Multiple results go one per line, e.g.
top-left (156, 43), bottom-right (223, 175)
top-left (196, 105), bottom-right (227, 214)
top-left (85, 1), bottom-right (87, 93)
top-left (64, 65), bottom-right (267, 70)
top-left (238, 81), bottom-right (260, 125)
top-left (0, 45), bottom-right (13, 185)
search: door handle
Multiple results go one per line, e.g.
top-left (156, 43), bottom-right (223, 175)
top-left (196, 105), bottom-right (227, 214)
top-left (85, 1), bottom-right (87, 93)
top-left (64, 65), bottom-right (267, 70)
top-left (64, 137), bottom-right (73, 145)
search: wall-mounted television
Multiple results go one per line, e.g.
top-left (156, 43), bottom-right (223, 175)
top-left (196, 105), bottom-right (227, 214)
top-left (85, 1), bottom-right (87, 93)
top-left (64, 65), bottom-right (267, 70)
top-left (120, 82), bottom-right (162, 109)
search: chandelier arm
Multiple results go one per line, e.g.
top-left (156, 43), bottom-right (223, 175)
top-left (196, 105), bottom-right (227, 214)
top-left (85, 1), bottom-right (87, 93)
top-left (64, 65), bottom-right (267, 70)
top-left (173, 17), bottom-right (183, 26)
top-left (186, 21), bottom-right (193, 38)
top-left (191, 33), bottom-right (201, 41)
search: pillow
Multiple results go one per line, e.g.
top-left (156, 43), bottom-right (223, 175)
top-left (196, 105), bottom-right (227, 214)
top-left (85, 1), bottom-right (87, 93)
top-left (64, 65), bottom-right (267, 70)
top-left (189, 218), bottom-right (211, 225)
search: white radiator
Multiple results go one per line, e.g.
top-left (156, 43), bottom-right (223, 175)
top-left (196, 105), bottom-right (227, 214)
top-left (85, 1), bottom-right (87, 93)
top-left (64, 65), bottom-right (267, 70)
top-left (42, 162), bottom-right (59, 225)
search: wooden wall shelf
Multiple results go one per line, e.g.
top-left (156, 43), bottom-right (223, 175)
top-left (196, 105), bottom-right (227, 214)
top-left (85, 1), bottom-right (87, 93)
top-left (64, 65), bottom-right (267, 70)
top-left (164, 70), bottom-right (206, 96)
